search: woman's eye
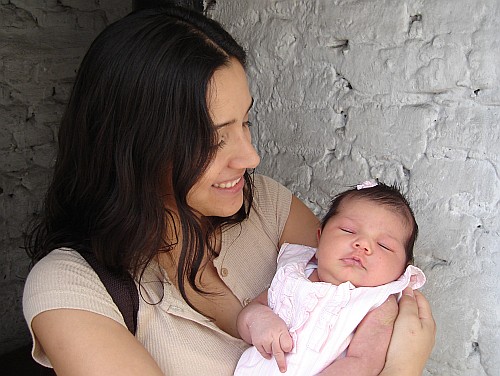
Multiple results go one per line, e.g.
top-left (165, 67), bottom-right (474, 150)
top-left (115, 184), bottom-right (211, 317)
top-left (215, 134), bottom-right (226, 149)
top-left (244, 120), bottom-right (253, 128)
top-left (217, 140), bottom-right (226, 149)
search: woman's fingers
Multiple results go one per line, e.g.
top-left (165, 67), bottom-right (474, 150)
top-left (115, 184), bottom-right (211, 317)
top-left (413, 289), bottom-right (437, 336)
top-left (414, 290), bottom-right (432, 318)
top-left (381, 288), bottom-right (436, 376)
top-left (399, 288), bottom-right (436, 332)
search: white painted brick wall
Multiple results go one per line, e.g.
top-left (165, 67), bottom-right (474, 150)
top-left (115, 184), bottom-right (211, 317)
top-left (1, 1), bottom-right (498, 374)
top-left (0, 0), bottom-right (130, 355)
top-left (210, 1), bottom-right (500, 375)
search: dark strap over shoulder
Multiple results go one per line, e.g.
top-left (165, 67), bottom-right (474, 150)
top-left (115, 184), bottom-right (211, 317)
top-left (75, 249), bottom-right (139, 335)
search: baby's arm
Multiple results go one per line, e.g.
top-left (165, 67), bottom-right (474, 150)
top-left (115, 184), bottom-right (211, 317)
top-left (317, 295), bottom-right (398, 376)
top-left (237, 290), bottom-right (293, 373)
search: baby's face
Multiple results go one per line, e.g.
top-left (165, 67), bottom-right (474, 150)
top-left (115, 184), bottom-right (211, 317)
top-left (316, 198), bottom-right (409, 287)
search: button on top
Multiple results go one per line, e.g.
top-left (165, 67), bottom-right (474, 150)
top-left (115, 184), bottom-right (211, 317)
top-left (243, 298), bottom-right (251, 306)
top-left (221, 267), bottom-right (228, 277)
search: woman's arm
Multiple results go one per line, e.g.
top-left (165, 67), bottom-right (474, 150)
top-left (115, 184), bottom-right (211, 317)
top-left (379, 288), bottom-right (436, 376)
top-left (279, 195), bottom-right (320, 247)
top-left (319, 288), bottom-right (435, 376)
top-left (32, 309), bottom-right (164, 376)
top-left (318, 296), bottom-right (398, 376)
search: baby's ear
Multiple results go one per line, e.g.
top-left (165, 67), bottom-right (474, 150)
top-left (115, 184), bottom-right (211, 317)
top-left (316, 228), bottom-right (322, 242)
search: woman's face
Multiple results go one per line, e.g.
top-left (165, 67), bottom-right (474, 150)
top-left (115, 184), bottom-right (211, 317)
top-left (187, 59), bottom-right (260, 218)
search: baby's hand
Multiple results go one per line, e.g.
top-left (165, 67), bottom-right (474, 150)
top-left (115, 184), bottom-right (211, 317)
top-left (244, 305), bottom-right (293, 373)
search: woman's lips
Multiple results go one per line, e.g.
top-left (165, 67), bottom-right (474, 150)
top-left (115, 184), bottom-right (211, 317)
top-left (213, 177), bottom-right (242, 189)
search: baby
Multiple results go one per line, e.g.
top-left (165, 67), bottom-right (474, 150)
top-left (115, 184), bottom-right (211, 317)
top-left (235, 180), bottom-right (426, 375)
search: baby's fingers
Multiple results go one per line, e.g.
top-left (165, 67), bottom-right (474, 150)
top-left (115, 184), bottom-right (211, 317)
top-left (272, 334), bottom-right (290, 373)
top-left (280, 331), bottom-right (293, 353)
top-left (255, 343), bottom-right (272, 360)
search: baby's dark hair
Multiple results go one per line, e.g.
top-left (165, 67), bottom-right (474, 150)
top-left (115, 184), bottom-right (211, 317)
top-left (320, 182), bottom-right (418, 264)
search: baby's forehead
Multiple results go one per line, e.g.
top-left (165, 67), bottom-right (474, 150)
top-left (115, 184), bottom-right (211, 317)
top-left (340, 196), bottom-right (409, 218)
top-left (335, 196), bottom-right (414, 232)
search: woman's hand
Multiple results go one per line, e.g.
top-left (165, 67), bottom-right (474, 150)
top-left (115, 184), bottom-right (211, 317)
top-left (379, 288), bottom-right (436, 376)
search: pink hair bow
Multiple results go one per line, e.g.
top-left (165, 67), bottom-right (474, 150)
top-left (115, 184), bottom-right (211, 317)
top-left (356, 179), bottom-right (378, 190)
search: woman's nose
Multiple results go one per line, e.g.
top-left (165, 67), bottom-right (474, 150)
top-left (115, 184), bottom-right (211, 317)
top-left (229, 133), bottom-right (260, 169)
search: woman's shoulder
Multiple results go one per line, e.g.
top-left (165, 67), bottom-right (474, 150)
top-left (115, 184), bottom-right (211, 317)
top-left (23, 248), bottom-right (126, 329)
top-left (253, 173), bottom-right (292, 205)
top-left (253, 173), bottom-right (285, 189)
top-left (25, 248), bottom-right (91, 286)
top-left (250, 174), bottom-right (292, 227)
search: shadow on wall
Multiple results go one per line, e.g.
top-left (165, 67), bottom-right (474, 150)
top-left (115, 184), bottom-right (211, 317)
top-left (132, 0), bottom-right (204, 11)
top-left (0, 344), bottom-right (49, 375)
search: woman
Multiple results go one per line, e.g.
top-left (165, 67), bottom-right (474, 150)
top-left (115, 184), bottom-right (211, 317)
top-left (23, 5), bottom-right (435, 375)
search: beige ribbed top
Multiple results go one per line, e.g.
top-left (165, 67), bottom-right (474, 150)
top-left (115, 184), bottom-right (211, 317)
top-left (23, 174), bottom-right (292, 375)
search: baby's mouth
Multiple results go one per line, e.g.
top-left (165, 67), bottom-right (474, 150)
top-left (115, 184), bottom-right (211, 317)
top-left (343, 256), bottom-right (364, 268)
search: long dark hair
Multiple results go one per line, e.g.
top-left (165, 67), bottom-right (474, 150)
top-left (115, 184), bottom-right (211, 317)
top-left (26, 5), bottom-right (253, 307)
top-left (320, 183), bottom-right (418, 264)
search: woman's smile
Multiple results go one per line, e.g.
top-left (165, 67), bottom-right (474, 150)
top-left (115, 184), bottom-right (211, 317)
top-left (212, 176), bottom-right (242, 189)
